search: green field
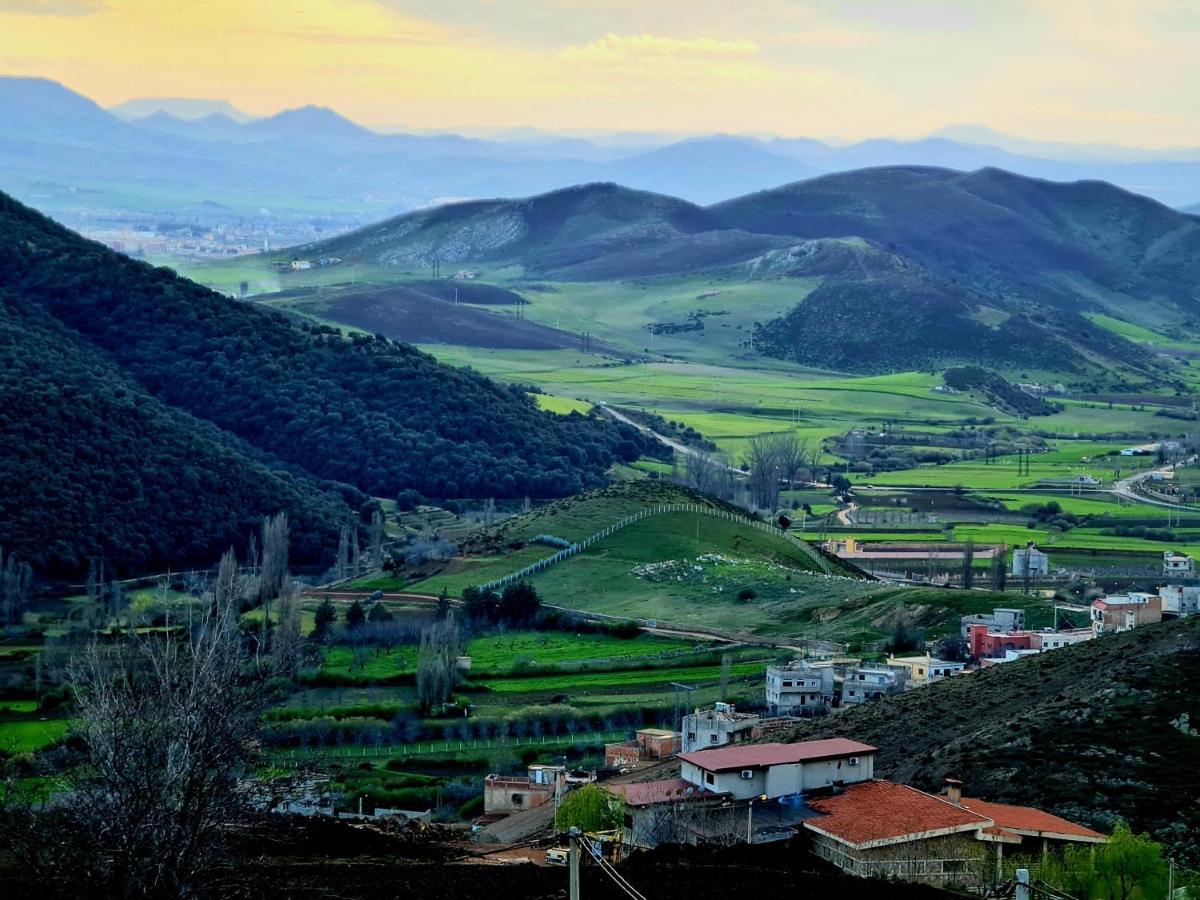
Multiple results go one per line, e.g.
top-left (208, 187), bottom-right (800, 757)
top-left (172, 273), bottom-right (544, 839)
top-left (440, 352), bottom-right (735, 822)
top-left (0, 718), bottom-right (71, 754)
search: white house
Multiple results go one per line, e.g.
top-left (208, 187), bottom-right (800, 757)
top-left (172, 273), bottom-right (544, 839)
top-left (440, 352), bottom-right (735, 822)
top-left (841, 666), bottom-right (907, 705)
top-left (679, 739), bottom-right (877, 801)
top-left (681, 702), bottom-right (759, 754)
top-left (1163, 552), bottom-right (1194, 576)
top-left (1012, 543), bottom-right (1049, 578)
top-left (765, 661), bottom-right (835, 716)
top-left (1160, 584), bottom-right (1200, 617)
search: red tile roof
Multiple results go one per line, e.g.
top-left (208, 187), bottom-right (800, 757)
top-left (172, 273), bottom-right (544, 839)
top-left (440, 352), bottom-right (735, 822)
top-left (678, 739), bottom-right (877, 772)
top-left (606, 778), bottom-right (700, 807)
top-left (804, 781), bottom-right (990, 848)
top-left (961, 798), bottom-right (1106, 843)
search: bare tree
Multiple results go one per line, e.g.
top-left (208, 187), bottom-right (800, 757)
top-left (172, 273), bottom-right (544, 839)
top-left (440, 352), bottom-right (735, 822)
top-left (3, 548), bottom-right (274, 898)
top-left (335, 524), bottom-right (351, 581)
top-left (961, 540), bottom-right (975, 589)
top-left (368, 509), bottom-right (385, 571)
top-left (685, 449), bottom-right (722, 496)
top-left (772, 432), bottom-right (806, 491)
top-left (744, 434), bottom-right (781, 511)
top-left (416, 616), bottom-right (460, 714)
top-left (0, 547), bottom-right (32, 627)
top-left (257, 512), bottom-right (289, 654)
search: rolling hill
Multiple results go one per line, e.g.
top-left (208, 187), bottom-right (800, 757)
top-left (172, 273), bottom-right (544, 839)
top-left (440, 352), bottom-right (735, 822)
top-left (778, 616), bottom-right (1200, 867)
top-left (292, 169), bottom-right (1200, 377)
top-left (0, 191), bottom-right (661, 577)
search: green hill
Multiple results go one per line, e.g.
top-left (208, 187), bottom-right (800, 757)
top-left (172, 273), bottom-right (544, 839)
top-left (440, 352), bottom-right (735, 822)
top-left (292, 167), bottom-right (1200, 378)
top-left (401, 482), bottom-right (1040, 646)
top-left (778, 617), bottom-right (1200, 866)
top-left (0, 191), bottom-right (662, 576)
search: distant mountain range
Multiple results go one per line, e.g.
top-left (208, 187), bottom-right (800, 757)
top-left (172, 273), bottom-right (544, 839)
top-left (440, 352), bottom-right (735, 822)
top-left (5, 76), bottom-right (1200, 223)
top-left (297, 169), bottom-right (1200, 378)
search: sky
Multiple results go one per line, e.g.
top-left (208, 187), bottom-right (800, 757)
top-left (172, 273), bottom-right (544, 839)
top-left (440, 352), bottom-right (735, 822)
top-left (2, 0), bottom-right (1199, 146)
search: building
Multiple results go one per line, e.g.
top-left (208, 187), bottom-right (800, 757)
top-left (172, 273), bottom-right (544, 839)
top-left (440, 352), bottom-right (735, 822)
top-left (1033, 628), bottom-right (1095, 651)
top-left (765, 660), bottom-right (835, 716)
top-left (804, 779), bottom-right (1104, 889)
top-left (1160, 584), bottom-right (1200, 617)
top-left (482, 765), bottom-right (565, 816)
top-left (1012, 542), bottom-right (1049, 578)
top-left (604, 728), bottom-right (678, 768)
top-left (968, 623), bottom-right (1097, 661)
top-left (840, 666), bottom-right (907, 705)
top-left (678, 739), bottom-right (878, 802)
top-left (960, 608), bottom-right (1026, 637)
top-left (1091, 593), bottom-right (1163, 636)
top-left (885, 654), bottom-right (965, 686)
top-left (1163, 551), bottom-right (1194, 575)
top-left (681, 702), bottom-right (759, 753)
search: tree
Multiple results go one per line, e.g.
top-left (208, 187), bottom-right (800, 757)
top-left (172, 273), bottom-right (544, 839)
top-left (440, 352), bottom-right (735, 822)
top-left (992, 546), bottom-right (1008, 591)
top-left (311, 598), bottom-right (336, 642)
top-left (416, 618), bottom-right (459, 714)
top-left (1041, 822), bottom-right (1169, 900)
top-left (462, 585), bottom-right (499, 622)
top-left (772, 432), bottom-right (807, 491)
top-left (367, 601), bottom-right (394, 623)
top-left (499, 581), bottom-right (540, 626)
top-left (435, 587), bottom-right (452, 621)
top-left (554, 783), bottom-right (625, 833)
top-left (258, 512), bottom-right (290, 654)
top-left (335, 525), bottom-right (351, 581)
top-left (0, 547), bottom-right (32, 627)
top-left (1090, 821), bottom-right (1170, 900)
top-left (344, 600), bottom-right (366, 630)
top-left (961, 540), bottom-right (975, 589)
top-left (1, 547), bottom-right (275, 897)
top-left (744, 434), bottom-right (781, 510)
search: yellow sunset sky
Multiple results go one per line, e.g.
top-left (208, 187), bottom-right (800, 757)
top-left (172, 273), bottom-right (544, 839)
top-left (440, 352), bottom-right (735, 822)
top-left (2, 0), bottom-right (1198, 144)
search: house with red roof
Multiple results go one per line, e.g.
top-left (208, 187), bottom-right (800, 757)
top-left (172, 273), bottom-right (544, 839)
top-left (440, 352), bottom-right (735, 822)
top-left (678, 739), bottom-right (878, 801)
top-left (803, 778), bottom-right (1105, 889)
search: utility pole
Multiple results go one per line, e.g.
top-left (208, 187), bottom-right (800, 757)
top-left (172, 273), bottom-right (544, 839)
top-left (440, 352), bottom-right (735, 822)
top-left (569, 827), bottom-right (581, 900)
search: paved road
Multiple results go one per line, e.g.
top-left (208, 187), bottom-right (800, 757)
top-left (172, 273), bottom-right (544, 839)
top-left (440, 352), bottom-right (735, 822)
top-left (1111, 463), bottom-right (1200, 511)
top-left (597, 403), bottom-right (748, 474)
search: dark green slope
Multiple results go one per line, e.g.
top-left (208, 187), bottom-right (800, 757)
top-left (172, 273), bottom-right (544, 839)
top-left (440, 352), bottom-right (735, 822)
top-left (0, 288), bottom-right (351, 576)
top-left (0, 191), bottom-right (662, 574)
top-left (779, 617), bottom-right (1200, 866)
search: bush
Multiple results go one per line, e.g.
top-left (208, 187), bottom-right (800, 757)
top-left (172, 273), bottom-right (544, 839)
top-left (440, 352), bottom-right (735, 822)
top-left (737, 588), bottom-right (757, 602)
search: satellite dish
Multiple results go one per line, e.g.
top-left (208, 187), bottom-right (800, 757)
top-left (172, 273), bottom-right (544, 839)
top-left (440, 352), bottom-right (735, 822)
top-left (777, 514), bottom-right (792, 531)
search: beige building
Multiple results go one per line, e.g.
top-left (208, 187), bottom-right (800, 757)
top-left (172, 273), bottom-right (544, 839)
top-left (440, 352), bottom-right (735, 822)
top-left (885, 653), bottom-right (966, 686)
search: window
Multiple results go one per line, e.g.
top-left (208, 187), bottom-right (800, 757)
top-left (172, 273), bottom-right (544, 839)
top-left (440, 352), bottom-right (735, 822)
top-left (848, 756), bottom-right (859, 766)
top-left (511, 793), bottom-right (524, 806)
top-left (705, 772), bottom-right (715, 785)
top-left (710, 734), bottom-right (719, 744)
top-left (687, 732), bottom-right (696, 742)
top-left (740, 770), bottom-right (754, 780)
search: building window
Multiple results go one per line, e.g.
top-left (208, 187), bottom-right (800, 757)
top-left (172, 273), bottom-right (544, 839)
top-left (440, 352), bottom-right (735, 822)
top-left (511, 794), bottom-right (524, 806)
top-left (710, 734), bottom-right (719, 744)
top-left (705, 772), bottom-right (714, 785)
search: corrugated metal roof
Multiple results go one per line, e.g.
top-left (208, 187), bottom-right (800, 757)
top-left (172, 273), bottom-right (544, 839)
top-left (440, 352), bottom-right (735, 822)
top-left (678, 739), bottom-right (877, 772)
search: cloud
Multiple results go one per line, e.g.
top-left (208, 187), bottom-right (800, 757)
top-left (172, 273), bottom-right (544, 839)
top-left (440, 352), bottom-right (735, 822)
top-left (560, 33), bottom-right (759, 64)
top-left (0, 0), bottom-right (101, 14)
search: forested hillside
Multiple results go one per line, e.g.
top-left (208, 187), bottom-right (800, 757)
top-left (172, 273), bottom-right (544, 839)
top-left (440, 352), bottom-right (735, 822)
top-left (0, 191), bottom-right (660, 576)
top-left (0, 287), bottom-right (353, 576)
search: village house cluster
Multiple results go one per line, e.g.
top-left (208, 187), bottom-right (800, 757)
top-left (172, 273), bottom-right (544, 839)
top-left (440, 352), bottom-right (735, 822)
top-left (604, 738), bottom-right (1104, 890)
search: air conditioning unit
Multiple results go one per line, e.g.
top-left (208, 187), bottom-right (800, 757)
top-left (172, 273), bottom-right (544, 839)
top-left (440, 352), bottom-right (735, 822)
top-left (740, 769), bottom-right (754, 780)
top-left (848, 756), bottom-right (860, 766)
